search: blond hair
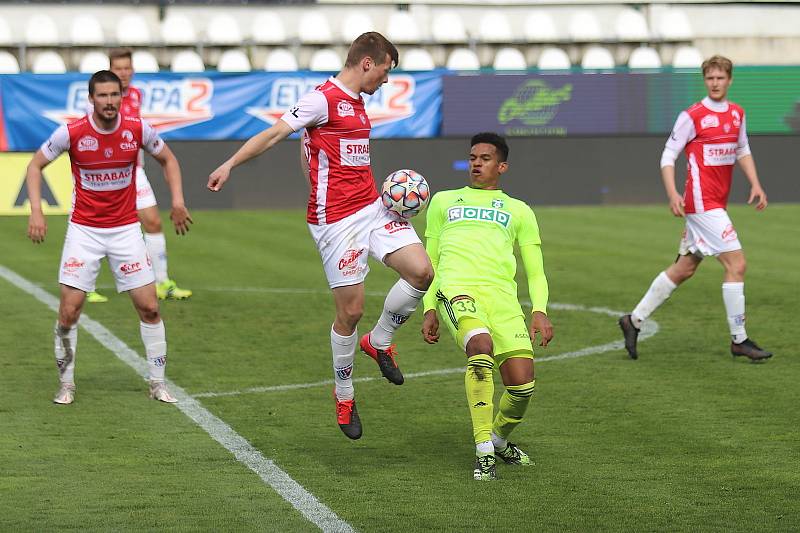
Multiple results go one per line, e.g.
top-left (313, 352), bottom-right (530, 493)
top-left (701, 55), bottom-right (733, 77)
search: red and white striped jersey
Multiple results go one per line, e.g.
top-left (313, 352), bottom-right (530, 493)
top-left (281, 77), bottom-right (377, 225)
top-left (41, 114), bottom-right (165, 228)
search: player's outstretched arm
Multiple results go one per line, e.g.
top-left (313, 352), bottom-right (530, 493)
top-left (25, 150), bottom-right (52, 243)
top-left (737, 155), bottom-right (768, 210)
top-left (208, 120), bottom-right (295, 192)
top-left (152, 144), bottom-right (193, 235)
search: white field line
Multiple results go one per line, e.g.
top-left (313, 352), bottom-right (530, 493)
top-left (0, 266), bottom-right (354, 533)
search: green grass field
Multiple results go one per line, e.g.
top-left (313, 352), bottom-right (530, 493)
top-left (1, 205), bottom-right (798, 532)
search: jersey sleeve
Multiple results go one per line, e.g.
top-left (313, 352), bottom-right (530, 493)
top-left (736, 115), bottom-right (752, 159)
top-left (141, 119), bottom-right (165, 156)
top-left (515, 202), bottom-right (541, 247)
top-left (660, 111), bottom-right (695, 168)
top-left (40, 125), bottom-right (70, 161)
top-left (280, 90), bottom-right (328, 132)
top-left (423, 193), bottom-right (444, 239)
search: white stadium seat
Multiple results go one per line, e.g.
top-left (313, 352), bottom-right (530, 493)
top-left (309, 48), bottom-right (342, 71)
top-left (32, 51), bottom-right (66, 73)
top-left (672, 45), bottom-right (704, 68)
top-left (493, 47), bottom-right (527, 71)
top-left (582, 46), bottom-right (615, 69)
top-left (251, 11), bottom-right (286, 45)
top-left (25, 14), bottom-right (59, 46)
top-left (431, 11), bottom-right (468, 43)
top-left (524, 11), bottom-right (559, 43)
top-left (133, 50), bottom-right (159, 72)
top-left (264, 48), bottom-right (298, 71)
top-left (537, 47), bottom-right (571, 70)
top-left (79, 51), bottom-right (110, 73)
top-left (478, 11), bottom-right (513, 44)
top-left (385, 11), bottom-right (422, 45)
top-left (341, 12), bottom-right (374, 43)
top-left (0, 17), bottom-right (13, 46)
top-left (568, 10), bottom-right (603, 42)
top-left (217, 49), bottom-right (251, 72)
top-left (298, 12), bottom-right (332, 45)
top-left (0, 51), bottom-right (20, 73)
top-left (161, 14), bottom-right (197, 45)
top-left (658, 8), bottom-right (693, 40)
top-left (615, 9), bottom-right (650, 41)
top-left (628, 46), bottom-right (662, 69)
top-left (70, 15), bottom-right (104, 45)
top-left (116, 13), bottom-right (152, 46)
top-left (207, 14), bottom-right (242, 46)
top-left (170, 50), bottom-right (204, 72)
top-left (446, 48), bottom-right (480, 71)
top-left (400, 48), bottom-right (435, 71)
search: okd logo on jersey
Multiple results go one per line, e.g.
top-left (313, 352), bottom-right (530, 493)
top-left (447, 206), bottom-right (511, 228)
top-left (79, 165), bottom-right (134, 191)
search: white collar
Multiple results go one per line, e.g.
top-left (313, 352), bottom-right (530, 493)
top-left (702, 96), bottom-right (729, 113)
top-left (329, 76), bottom-right (361, 100)
top-left (88, 113), bottom-right (121, 134)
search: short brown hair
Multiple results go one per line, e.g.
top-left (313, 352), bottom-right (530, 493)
top-left (108, 47), bottom-right (133, 63)
top-left (88, 70), bottom-right (122, 95)
top-left (702, 55), bottom-right (733, 77)
top-left (344, 32), bottom-right (398, 69)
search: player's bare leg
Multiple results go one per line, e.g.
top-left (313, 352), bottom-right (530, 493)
top-left (53, 285), bottom-right (86, 404)
top-left (139, 206), bottom-right (191, 301)
top-left (128, 283), bottom-right (177, 402)
top-left (331, 283), bottom-right (364, 439)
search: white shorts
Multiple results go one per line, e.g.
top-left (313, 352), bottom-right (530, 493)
top-left (58, 222), bottom-right (155, 293)
top-left (308, 198), bottom-right (422, 289)
top-left (678, 208), bottom-right (742, 258)
top-left (135, 167), bottom-right (157, 210)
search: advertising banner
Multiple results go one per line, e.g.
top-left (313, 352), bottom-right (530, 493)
top-left (0, 152), bottom-right (72, 215)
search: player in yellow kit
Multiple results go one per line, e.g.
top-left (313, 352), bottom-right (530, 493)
top-left (421, 132), bottom-right (553, 481)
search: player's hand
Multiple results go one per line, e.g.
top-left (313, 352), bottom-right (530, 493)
top-left (27, 211), bottom-right (47, 243)
top-left (748, 185), bottom-right (768, 211)
top-left (668, 193), bottom-right (685, 217)
top-left (170, 205), bottom-right (193, 235)
top-left (530, 311), bottom-right (553, 347)
top-left (421, 310), bottom-right (440, 344)
top-left (208, 164), bottom-right (231, 192)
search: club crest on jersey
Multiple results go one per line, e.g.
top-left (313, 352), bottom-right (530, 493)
top-left (492, 199), bottom-right (504, 208)
top-left (337, 100), bottom-right (355, 118)
top-left (77, 135), bottom-right (98, 152)
top-left (359, 113), bottom-right (366, 124)
top-left (731, 109), bottom-right (741, 127)
top-left (700, 114), bottom-right (720, 129)
top-left (104, 148), bottom-right (113, 158)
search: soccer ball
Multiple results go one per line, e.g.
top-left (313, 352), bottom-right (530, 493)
top-left (381, 169), bottom-right (430, 219)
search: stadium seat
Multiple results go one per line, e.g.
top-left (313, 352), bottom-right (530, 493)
top-left (70, 14), bottom-right (104, 45)
top-left (581, 46), bottom-right (615, 69)
top-left (385, 11), bottom-right (422, 44)
top-left (264, 48), bottom-right (298, 71)
top-left (206, 14), bottom-right (243, 46)
top-left (672, 45), bottom-right (704, 68)
top-left (298, 12), bottom-right (333, 45)
top-left (309, 48), bottom-right (342, 71)
top-left (116, 13), bottom-right (153, 46)
top-left (25, 14), bottom-right (59, 46)
top-left (133, 50), bottom-right (159, 72)
top-left (0, 51), bottom-right (20, 73)
top-left (537, 47), bottom-right (571, 70)
top-left (524, 11), bottom-right (559, 42)
top-left (170, 50), bottom-right (204, 72)
top-left (615, 9), bottom-right (650, 42)
top-left (431, 11), bottom-right (468, 43)
top-left (0, 16), bottom-right (14, 46)
top-left (493, 47), bottom-right (527, 71)
top-left (341, 12), bottom-right (374, 43)
top-left (217, 49), bottom-right (251, 72)
top-left (628, 46), bottom-right (662, 69)
top-left (478, 11), bottom-right (514, 44)
top-left (657, 8), bottom-right (693, 40)
top-left (251, 11), bottom-right (286, 45)
top-left (568, 10), bottom-right (603, 42)
top-left (31, 51), bottom-right (66, 73)
top-left (446, 48), bottom-right (480, 71)
top-left (161, 14), bottom-right (197, 45)
top-left (79, 51), bottom-right (110, 73)
top-left (400, 48), bottom-right (435, 71)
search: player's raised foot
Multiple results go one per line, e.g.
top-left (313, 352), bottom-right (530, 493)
top-left (359, 334), bottom-right (404, 385)
top-left (618, 314), bottom-right (640, 360)
top-left (495, 442), bottom-right (532, 466)
top-left (86, 291), bottom-right (108, 303)
top-left (53, 382), bottom-right (75, 405)
top-left (335, 394), bottom-right (362, 440)
top-left (149, 381), bottom-right (178, 403)
top-left (731, 338), bottom-right (773, 362)
top-left (156, 279), bottom-right (192, 300)
top-left (473, 453), bottom-right (497, 481)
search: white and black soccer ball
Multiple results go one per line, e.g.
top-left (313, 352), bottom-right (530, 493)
top-left (380, 169), bottom-right (430, 219)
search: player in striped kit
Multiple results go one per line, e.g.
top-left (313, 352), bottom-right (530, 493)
top-left (619, 55), bottom-right (772, 362)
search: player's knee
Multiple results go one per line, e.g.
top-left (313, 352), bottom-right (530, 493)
top-left (409, 264), bottom-right (434, 291)
top-left (465, 333), bottom-right (493, 357)
top-left (338, 306), bottom-right (363, 328)
top-left (59, 306), bottom-right (81, 326)
top-left (137, 305), bottom-right (160, 323)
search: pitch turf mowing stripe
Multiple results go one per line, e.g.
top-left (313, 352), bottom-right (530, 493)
top-left (0, 265), bottom-right (355, 533)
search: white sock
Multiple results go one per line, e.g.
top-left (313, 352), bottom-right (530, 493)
top-left (491, 432), bottom-right (507, 451)
top-left (331, 327), bottom-right (357, 401)
top-left (631, 271), bottom-right (678, 328)
top-left (722, 282), bottom-right (748, 344)
top-left (476, 440), bottom-right (494, 455)
top-left (54, 322), bottom-right (78, 384)
top-left (369, 278), bottom-right (426, 349)
top-left (141, 321), bottom-right (168, 382)
top-left (144, 232), bottom-right (168, 284)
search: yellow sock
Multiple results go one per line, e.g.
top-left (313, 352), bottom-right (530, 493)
top-left (465, 354), bottom-right (495, 445)
top-left (492, 381), bottom-right (535, 441)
